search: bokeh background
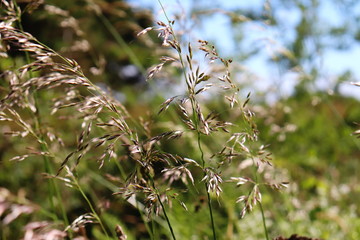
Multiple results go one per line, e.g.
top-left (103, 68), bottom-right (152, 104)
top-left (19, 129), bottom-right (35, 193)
top-left (1, 0), bottom-right (360, 239)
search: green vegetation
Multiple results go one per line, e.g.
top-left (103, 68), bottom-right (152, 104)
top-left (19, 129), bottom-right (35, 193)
top-left (0, 1), bottom-right (359, 239)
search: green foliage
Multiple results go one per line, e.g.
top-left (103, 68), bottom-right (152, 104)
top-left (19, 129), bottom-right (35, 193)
top-left (1, 1), bottom-right (359, 240)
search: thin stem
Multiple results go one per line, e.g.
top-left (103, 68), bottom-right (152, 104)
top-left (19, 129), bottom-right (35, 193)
top-left (197, 127), bottom-right (205, 168)
top-left (148, 174), bottom-right (176, 240)
top-left (11, 0), bottom-right (70, 228)
top-left (157, 0), bottom-right (188, 82)
top-left (40, 141), bottom-right (70, 224)
top-left (198, 132), bottom-right (217, 240)
top-left (75, 180), bottom-right (110, 239)
top-left (206, 188), bottom-right (217, 240)
top-left (249, 153), bottom-right (270, 239)
top-left (156, 193), bottom-right (176, 240)
top-left (251, 150), bottom-right (269, 240)
top-left (12, 1), bottom-right (32, 79)
top-left (92, 3), bottom-right (144, 72)
top-left (249, 156), bottom-right (270, 239)
top-left (259, 202), bottom-right (270, 240)
top-left (89, 171), bottom-right (155, 239)
top-left (34, 38), bottom-right (150, 139)
top-left (137, 199), bottom-right (154, 240)
top-left (157, 1), bottom-right (217, 238)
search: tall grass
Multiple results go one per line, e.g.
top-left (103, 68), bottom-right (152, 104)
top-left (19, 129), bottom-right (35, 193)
top-left (0, 0), bottom-right (290, 239)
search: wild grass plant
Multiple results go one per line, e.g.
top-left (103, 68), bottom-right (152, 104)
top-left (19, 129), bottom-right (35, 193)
top-left (0, 0), bottom-right (290, 239)
top-left (2, 0), bottom-right (359, 239)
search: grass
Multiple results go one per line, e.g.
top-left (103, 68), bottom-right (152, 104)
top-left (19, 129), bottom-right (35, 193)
top-left (1, 1), bottom-right (359, 240)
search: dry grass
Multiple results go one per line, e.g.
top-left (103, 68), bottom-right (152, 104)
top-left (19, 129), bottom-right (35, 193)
top-left (0, 1), bottom-right (295, 239)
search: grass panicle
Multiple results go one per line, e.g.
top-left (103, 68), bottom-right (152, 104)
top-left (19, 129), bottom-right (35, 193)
top-left (0, 0), bottom-right (292, 239)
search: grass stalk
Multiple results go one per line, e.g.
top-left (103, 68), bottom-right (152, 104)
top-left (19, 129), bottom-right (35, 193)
top-left (250, 157), bottom-right (269, 239)
top-left (0, 1), bottom-right (292, 239)
top-left (89, 170), bottom-right (155, 239)
top-left (197, 131), bottom-right (217, 240)
top-left (149, 174), bottom-right (176, 240)
top-left (11, 0), bottom-right (70, 228)
top-left (206, 189), bottom-right (217, 239)
top-left (92, 4), bottom-right (145, 72)
top-left (157, 1), bottom-right (218, 238)
top-left (249, 154), bottom-right (269, 240)
top-left (259, 202), bottom-right (270, 240)
top-left (156, 192), bottom-right (176, 240)
top-left (74, 178), bottom-right (110, 239)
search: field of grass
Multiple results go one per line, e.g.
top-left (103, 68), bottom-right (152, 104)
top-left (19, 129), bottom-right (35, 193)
top-left (1, 1), bottom-right (359, 239)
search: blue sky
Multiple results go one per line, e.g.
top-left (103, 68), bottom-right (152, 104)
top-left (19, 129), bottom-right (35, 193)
top-left (128, 0), bottom-right (360, 101)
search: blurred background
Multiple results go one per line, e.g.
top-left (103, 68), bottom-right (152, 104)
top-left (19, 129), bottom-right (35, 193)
top-left (1, 0), bottom-right (360, 239)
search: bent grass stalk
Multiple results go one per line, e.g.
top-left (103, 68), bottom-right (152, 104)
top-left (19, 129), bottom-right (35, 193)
top-left (3, 2), bottom-right (120, 236)
top-left (9, 18), bottom-right (156, 239)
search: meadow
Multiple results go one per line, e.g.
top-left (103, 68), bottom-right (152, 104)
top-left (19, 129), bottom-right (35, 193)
top-left (1, 0), bottom-right (359, 239)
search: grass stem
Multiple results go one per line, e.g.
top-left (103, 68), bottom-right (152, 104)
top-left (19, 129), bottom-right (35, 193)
top-left (156, 192), bottom-right (176, 240)
top-left (157, 1), bottom-right (218, 238)
top-left (259, 202), bottom-right (270, 240)
top-left (75, 179), bottom-right (110, 239)
top-left (198, 133), bottom-right (217, 240)
top-left (149, 174), bottom-right (176, 240)
top-left (11, 0), bottom-right (70, 229)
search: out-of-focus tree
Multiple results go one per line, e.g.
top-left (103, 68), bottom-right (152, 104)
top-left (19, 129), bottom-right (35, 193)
top-left (189, 0), bottom-right (360, 96)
